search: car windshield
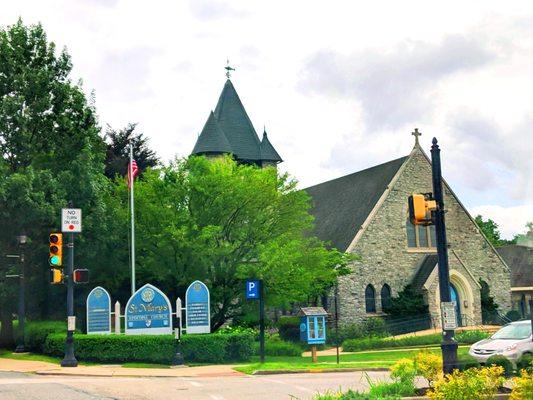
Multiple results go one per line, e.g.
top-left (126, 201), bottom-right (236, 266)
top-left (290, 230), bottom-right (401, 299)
top-left (491, 324), bottom-right (531, 340)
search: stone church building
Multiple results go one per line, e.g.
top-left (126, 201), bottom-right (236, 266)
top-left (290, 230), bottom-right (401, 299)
top-left (192, 76), bottom-right (511, 328)
top-left (305, 136), bottom-right (512, 327)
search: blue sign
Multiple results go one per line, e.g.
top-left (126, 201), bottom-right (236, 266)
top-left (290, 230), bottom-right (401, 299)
top-left (86, 286), bottom-right (111, 334)
top-left (186, 280), bottom-right (210, 334)
top-left (246, 280), bottom-right (260, 299)
top-left (125, 284), bottom-right (172, 335)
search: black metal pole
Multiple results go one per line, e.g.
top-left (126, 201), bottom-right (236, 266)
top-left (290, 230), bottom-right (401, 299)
top-left (14, 252), bottom-right (25, 353)
top-left (430, 138), bottom-right (458, 374)
top-left (529, 299), bottom-right (533, 342)
top-left (259, 279), bottom-right (265, 364)
top-left (61, 222), bottom-right (77, 367)
top-left (335, 284), bottom-right (340, 364)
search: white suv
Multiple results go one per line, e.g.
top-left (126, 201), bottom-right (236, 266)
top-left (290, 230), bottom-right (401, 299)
top-left (469, 321), bottom-right (532, 365)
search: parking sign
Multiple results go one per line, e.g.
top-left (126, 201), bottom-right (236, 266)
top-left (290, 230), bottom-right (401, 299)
top-left (246, 280), bottom-right (260, 299)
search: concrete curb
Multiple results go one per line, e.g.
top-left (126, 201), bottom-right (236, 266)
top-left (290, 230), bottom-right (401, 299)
top-left (251, 367), bottom-right (389, 375)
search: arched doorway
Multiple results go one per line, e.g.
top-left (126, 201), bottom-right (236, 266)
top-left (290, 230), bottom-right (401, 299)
top-left (450, 283), bottom-right (463, 327)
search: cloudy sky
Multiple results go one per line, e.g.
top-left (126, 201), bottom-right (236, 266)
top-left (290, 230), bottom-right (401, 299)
top-left (2, 0), bottom-right (532, 238)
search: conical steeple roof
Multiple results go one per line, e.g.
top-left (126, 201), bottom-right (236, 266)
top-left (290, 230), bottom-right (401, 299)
top-left (192, 111), bottom-right (232, 155)
top-left (260, 129), bottom-right (283, 162)
top-left (191, 78), bottom-right (282, 164)
top-left (213, 79), bottom-right (262, 160)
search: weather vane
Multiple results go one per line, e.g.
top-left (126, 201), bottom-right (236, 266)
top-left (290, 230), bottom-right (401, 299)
top-left (225, 59), bottom-right (235, 79)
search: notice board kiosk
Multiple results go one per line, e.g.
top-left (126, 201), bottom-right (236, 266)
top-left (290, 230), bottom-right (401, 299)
top-left (299, 307), bottom-right (327, 362)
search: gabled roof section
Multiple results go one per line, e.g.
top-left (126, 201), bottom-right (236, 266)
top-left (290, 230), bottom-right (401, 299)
top-left (213, 79), bottom-right (262, 160)
top-left (260, 130), bottom-right (283, 162)
top-left (411, 254), bottom-right (438, 292)
top-left (191, 111), bottom-right (233, 155)
top-left (304, 156), bottom-right (408, 251)
top-left (497, 245), bottom-right (533, 287)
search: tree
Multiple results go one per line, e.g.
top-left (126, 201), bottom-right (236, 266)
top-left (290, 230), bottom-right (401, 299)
top-left (385, 284), bottom-right (429, 318)
top-left (513, 221), bottom-right (533, 245)
top-left (104, 123), bottom-right (159, 179)
top-left (119, 156), bottom-right (349, 330)
top-left (0, 20), bottom-right (116, 339)
top-left (474, 215), bottom-right (514, 247)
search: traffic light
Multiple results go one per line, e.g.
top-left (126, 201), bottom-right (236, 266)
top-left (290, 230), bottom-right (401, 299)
top-left (49, 233), bottom-right (63, 267)
top-left (73, 269), bottom-right (89, 284)
top-left (50, 268), bottom-right (63, 284)
top-left (408, 193), bottom-right (437, 225)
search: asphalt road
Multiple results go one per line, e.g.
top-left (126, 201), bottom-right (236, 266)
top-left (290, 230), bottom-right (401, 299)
top-left (0, 370), bottom-right (391, 400)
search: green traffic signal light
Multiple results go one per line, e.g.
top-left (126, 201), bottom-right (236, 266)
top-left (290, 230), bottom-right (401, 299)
top-left (49, 255), bottom-right (61, 266)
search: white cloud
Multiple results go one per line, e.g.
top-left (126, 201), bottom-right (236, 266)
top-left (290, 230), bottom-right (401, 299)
top-left (470, 204), bottom-right (533, 239)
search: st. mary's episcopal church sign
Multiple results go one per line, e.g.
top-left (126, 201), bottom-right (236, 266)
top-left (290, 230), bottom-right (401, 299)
top-left (125, 284), bottom-right (172, 335)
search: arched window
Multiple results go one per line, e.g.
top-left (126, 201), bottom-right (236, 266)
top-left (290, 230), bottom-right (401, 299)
top-left (365, 284), bottom-right (376, 313)
top-left (381, 284), bottom-right (392, 311)
top-left (406, 218), bottom-right (436, 248)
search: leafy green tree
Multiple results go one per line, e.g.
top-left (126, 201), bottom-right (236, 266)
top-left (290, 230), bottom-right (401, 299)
top-left (474, 215), bottom-right (514, 247)
top-left (104, 123), bottom-right (159, 179)
top-left (121, 156), bottom-right (349, 330)
top-left (385, 284), bottom-right (428, 318)
top-left (513, 221), bottom-right (533, 245)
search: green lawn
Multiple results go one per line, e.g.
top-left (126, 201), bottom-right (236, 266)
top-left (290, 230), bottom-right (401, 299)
top-left (234, 347), bottom-right (470, 374)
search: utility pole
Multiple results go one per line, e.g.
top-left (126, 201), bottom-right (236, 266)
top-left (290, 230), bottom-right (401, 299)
top-left (14, 234), bottom-right (27, 353)
top-left (430, 138), bottom-right (458, 373)
top-left (61, 202), bottom-right (78, 367)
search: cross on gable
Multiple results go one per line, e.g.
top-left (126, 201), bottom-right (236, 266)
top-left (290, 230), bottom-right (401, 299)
top-left (412, 128), bottom-right (422, 145)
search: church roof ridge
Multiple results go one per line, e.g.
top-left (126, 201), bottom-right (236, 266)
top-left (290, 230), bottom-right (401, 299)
top-left (260, 129), bottom-right (283, 162)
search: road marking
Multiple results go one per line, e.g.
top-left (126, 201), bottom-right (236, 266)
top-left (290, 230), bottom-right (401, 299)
top-left (258, 377), bottom-right (314, 394)
top-left (209, 394), bottom-right (225, 400)
top-left (187, 380), bottom-right (203, 387)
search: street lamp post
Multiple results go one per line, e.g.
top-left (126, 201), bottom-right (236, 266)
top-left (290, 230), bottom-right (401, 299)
top-left (14, 234), bottom-right (27, 353)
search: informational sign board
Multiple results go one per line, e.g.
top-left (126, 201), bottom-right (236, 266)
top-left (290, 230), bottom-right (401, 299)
top-left (67, 316), bottom-right (76, 331)
top-left (86, 286), bottom-right (111, 334)
top-left (62, 208), bottom-right (82, 233)
top-left (246, 280), bottom-right (260, 299)
top-left (186, 280), bottom-right (210, 334)
top-left (125, 284), bottom-right (172, 335)
top-left (441, 301), bottom-right (458, 330)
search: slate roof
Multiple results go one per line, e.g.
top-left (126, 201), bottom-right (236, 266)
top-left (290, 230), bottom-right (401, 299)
top-left (260, 130), bottom-right (283, 162)
top-left (496, 245), bottom-right (533, 287)
top-left (298, 307), bottom-right (328, 316)
top-left (304, 156), bottom-right (408, 251)
top-left (192, 111), bottom-right (232, 155)
top-left (411, 254), bottom-right (438, 292)
top-left (191, 79), bottom-right (282, 164)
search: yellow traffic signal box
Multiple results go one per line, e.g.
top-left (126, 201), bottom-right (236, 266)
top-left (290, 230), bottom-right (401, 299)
top-left (49, 233), bottom-right (63, 267)
top-left (408, 193), bottom-right (437, 225)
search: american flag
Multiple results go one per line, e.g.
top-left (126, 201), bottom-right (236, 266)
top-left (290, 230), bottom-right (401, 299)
top-left (127, 160), bottom-right (139, 188)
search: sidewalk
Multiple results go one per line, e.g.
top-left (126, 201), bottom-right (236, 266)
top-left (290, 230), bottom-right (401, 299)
top-left (0, 357), bottom-right (244, 378)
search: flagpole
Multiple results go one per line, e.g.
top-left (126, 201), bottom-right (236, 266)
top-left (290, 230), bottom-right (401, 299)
top-left (129, 144), bottom-right (136, 296)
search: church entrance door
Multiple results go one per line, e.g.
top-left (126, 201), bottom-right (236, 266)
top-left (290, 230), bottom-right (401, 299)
top-left (450, 283), bottom-right (463, 327)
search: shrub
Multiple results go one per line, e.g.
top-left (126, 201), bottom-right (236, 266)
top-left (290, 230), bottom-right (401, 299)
top-left (456, 354), bottom-right (480, 371)
top-left (506, 310), bottom-right (522, 322)
top-left (224, 332), bottom-right (255, 361)
top-left (368, 380), bottom-right (415, 398)
top-left (516, 353), bottom-right (533, 372)
top-left (486, 355), bottom-right (514, 377)
top-left (259, 338), bottom-right (302, 356)
top-left (180, 332), bottom-right (254, 363)
top-left (24, 321), bottom-right (66, 352)
top-left (277, 316), bottom-right (300, 342)
top-left (428, 366), bottom-right (504, 400)
top-left (510, 369), bottom-right (533, 400)
top-left (342, 333), bottom-right (442, 352)
top-left (44, 333), bottom-right (176, 364)
top-left (390, 358), bottom-right (416, 384)
top-left (455, 330), bottom-right (490, 344)
top-left (414, 351), bottom-right (442, 386)
top-left (362, 318), bottom-right (388, 337)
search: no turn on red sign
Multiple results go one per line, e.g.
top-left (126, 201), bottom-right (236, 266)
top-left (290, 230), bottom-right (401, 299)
top-left (62, 208), bottom-right (82, 233)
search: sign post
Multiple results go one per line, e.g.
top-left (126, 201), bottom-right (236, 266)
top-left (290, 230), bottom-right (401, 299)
top-left (61, 204), bottom-right (80, 367)
top-left (246, 280), bottom-right (265, 363)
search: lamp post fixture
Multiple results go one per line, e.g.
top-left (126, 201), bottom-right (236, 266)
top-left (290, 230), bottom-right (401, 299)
top-left (14, 234), bottom-right (27, 353)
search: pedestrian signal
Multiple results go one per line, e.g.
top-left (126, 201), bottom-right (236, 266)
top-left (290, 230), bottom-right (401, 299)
top-left (73, 269), bottom-right (89, 284)
top-left (50, 268), bottom-right (63, 284)
top-left (408, 193), bottom-right (437, 226)
top-left (49, 233), bottom-right (63, 267)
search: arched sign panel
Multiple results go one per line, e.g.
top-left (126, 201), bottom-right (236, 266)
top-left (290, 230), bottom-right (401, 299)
top-left (186, 280), bottom-right (210, 334)
top-left (86, 286), bottom-right (111, 334)
top-left (125, 284), bottom-right (172, 335)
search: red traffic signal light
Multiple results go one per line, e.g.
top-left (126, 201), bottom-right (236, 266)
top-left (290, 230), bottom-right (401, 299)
top-left (49, 233), bottom-right (63, 267)
top-left (73, 269), bottom-right (89, 284)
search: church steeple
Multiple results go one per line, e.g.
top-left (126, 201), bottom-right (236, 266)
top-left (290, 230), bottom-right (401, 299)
top-left (191, 73), bottom-right (282, 167)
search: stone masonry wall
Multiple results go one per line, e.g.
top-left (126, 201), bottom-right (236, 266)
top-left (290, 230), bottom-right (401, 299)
top-left (337, 147), bottom-right (511, 326)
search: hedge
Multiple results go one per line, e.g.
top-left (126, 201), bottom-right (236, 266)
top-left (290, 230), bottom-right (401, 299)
top-left (342, 330), bottom-right (490, 352)
top-left (277, 317), bottom-right (300, 342)
top-left (24, 321), bottom-right (66, 352)
top-left (44, 331), bottom-right (255, 364)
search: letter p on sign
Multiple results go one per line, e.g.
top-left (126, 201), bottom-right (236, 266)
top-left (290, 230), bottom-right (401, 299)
top-left (246, 280), bottom-right (260, 300)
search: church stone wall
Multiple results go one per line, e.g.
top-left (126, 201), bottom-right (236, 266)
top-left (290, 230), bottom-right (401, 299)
top-left (338, 148), bottom-right (511, 326)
